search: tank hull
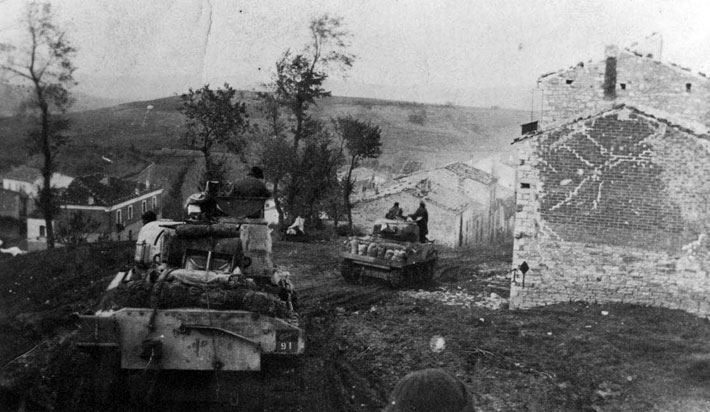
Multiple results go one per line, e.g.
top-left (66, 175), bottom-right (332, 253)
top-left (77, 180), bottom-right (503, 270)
top-left (77, 308), bottom-right (304, 372)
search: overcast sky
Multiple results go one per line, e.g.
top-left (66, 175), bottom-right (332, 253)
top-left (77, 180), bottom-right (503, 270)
top-left (1, 0), bottom-right (709, 108)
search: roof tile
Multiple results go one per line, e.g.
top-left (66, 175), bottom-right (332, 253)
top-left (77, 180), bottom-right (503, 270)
top-left (61, 174), bottom-right (158, 207)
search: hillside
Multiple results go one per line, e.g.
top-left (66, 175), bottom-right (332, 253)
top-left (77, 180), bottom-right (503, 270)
top-left (0, 82), bottom-right (123, 118)
top-left (0, 92), bottom-right (528, 184)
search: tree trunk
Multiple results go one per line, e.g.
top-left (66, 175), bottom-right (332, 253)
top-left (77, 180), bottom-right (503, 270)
top-left (39, 99), bottom-right (55, 249)
top-left (344, 155), bottom-right (356, 232)
top-left (201, 147), bottom-right (214, 189)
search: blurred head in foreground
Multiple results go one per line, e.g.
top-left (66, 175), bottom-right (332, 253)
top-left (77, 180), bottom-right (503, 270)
top-left (385, 368), bottom-right (475, 412)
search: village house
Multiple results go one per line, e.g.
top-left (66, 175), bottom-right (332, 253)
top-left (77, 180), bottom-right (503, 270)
top-left (353, 162), bottom-right (514, 247)
top-left (511, 104), bottom-right (710, 318)
top-left (0, 165), bottom-right (73, 220)
top-left (352, 179), bottom-right (485, 248)
top-left (27, 174), bottom-right (163, 250)
top-left (511, 35), bottom-right (710, 318)
top-left (400, 162), bottom-right (515, 242)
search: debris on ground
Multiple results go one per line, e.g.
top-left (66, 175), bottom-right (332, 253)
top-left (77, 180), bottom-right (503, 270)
top-left (2, 240), bottom-right (710, 411)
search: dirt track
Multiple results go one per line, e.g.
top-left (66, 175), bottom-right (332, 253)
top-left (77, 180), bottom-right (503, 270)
top-left (0, 239), bottom-right (505, 412)
top-left (3, 239), bottom-right (710, 411)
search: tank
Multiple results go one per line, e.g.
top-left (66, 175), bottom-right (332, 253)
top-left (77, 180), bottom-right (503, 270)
top-left (73, 180), bottom-right (303, 407)
top-left (339, 218), bottom-right (438, 287)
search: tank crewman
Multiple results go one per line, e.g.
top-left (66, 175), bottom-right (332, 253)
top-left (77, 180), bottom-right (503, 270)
top-left (185, 180), bottom-right (225, 221)
top-left (385, 368), bottom-right (476, 412)
top-left (409, 201), bottom-right (428, 243)
top-left (385, 202), bottom-right (404, 220)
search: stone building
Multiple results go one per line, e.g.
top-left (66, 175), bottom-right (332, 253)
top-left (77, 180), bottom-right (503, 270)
top-left (511, 104), bottom-right (710, 317)
top-left (27, 174), bottom-right (163, 250)
top-left (352, 162), bottom-right (515, 248)
top-left (352, 179), bottom-right (485, 248)
top-left (399, 162), bottom-right (515, 243)
top-left (536, 42), bottom-right (710, 128)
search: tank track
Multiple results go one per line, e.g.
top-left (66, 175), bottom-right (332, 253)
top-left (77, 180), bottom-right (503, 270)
top-left (341, 259), bottom-right (437, 288)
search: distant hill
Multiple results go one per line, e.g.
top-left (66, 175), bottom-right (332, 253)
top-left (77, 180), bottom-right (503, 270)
top-left (0, 81), bottom-right (124, 118)
top-left (0, 91), bottom-right (529, 187)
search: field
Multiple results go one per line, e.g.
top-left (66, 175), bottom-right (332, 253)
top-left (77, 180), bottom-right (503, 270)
top-left (1, 239), bottom-right (709, 411)
top-left (0, 93), bottom-right (528, 181)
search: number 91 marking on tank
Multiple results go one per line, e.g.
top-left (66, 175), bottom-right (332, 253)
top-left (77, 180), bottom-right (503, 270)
top-left (275, 330), bottom-right (300, 353)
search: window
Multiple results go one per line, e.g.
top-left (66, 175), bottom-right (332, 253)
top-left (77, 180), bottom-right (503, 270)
top-left (116, 209), bottom-right (123, 224)
top-left (686, 83), bottom-right (692, 92)
top-left (141, 200), bottom-right (147, 214)
top-left (39, 225), bottom-right (46, 237)
top-left (128, 205), bottom-right (133, 220)
top-left (151, 196), bottom-right (157, 210)
top-left (620, 83), bottom-right (626, 90)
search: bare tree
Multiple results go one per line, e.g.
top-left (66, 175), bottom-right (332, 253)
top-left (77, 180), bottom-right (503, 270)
top-left (0, 2), bottom-right (77, 249)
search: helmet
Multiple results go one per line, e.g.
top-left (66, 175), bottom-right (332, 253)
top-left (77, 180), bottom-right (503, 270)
top-left (386, 369), bottom-right (475, 412)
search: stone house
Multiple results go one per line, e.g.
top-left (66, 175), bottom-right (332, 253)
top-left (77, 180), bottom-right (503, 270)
top-left (535, 42), bottom-right (710, 129)
top-left (511, 104), bottom-right (710, 317)
top-left (399, 162), bottom-right (515, 243)
top-left (352, 162), bottom-right (515, 248)
top-left (27, 174), bottom-right (163, 250)
top-left (352, 179), bottom-right (486, 248)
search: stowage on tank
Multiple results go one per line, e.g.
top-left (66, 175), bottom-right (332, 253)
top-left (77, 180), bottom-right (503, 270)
top-left (74, 175), bottom-right (304, 406)
top-left (340, 219), bottom-right (438, 287)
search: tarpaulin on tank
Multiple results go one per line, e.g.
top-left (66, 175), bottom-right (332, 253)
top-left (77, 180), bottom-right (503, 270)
top-left (99, 277), bottom-right (291, 318)
top-left (175, 223), bottom-right (241, 239)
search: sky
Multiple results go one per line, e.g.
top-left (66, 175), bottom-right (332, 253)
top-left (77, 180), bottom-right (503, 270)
top-left (0, 0), bottom-right (709, 109)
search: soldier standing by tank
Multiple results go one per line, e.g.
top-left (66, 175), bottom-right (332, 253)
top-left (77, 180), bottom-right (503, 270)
top-left (409, 201), bottom-right (428, 243)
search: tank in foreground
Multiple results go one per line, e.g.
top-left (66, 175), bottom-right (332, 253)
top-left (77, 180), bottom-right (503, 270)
top-left (74, 181), bottom-right (303, 407)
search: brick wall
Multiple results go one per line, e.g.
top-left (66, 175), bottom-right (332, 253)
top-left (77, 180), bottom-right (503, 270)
top-left (539, 51), bottom-right (710, 127)
top-left (512, 107), bottom-right (710, 318)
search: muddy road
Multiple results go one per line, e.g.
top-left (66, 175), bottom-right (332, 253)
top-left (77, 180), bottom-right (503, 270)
top-left (3, 239), bottom-right (710, 412)
top-left (0, 240), bottom-right (440, 412)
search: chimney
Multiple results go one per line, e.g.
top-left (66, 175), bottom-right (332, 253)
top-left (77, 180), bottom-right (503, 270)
top-left (603, 45), bottom-right (619, 100)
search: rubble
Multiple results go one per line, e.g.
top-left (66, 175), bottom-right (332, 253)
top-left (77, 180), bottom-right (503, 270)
top-left (400, 288), bottom-right (508, 310)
